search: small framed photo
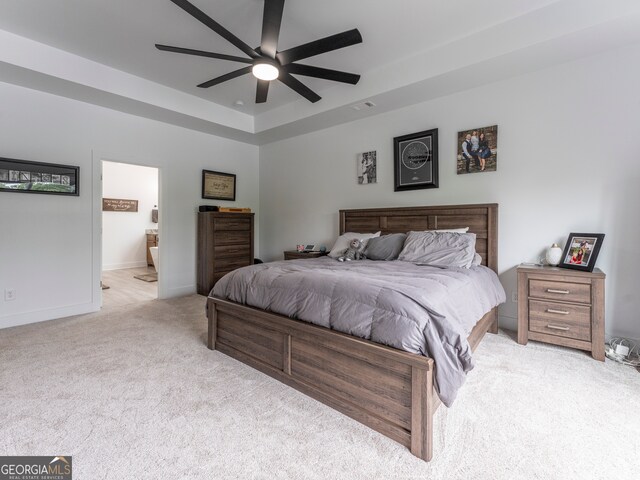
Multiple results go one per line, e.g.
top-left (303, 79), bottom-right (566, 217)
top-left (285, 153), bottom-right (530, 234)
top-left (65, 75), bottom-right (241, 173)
top-left (558, 233), bottom-right (605, 272)
top-left (393, 128), bottom-right (438, 191)
top-left (202, 170), bottom-right (236, 201)
top-left (357, 150), bottom-right (377, 184)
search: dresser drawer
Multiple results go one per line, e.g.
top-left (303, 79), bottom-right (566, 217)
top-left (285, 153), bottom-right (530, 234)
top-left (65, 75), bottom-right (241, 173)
top-left (529, 279), bottom-right (591, 304)
top-left (214, 245), bottom-right (251, 258)
top-left (211, 269), bottom-right (234, 286)
top-left (529, 300), bottom-right (591, 341)
top-left (214, 217), bottom-right (252, 231)
top-left (214, 230), bottom-right (251, 246)
top-left (215, 256), bottom-right (252, 271)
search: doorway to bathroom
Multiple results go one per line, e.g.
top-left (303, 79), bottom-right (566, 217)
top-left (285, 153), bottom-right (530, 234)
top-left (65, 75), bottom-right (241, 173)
top-left (100, 161), bottom-right (159, 309)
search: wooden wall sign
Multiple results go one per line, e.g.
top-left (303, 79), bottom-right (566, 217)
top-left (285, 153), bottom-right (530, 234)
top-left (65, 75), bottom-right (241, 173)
top-left (202, 170), bottom-right (236, 201)
top-left (102, 198), bottom-right (139, 212)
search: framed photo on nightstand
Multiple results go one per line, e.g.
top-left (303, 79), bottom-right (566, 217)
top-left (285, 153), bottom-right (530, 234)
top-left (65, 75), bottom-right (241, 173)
top-left (558, 233), bottom-right (604, 272)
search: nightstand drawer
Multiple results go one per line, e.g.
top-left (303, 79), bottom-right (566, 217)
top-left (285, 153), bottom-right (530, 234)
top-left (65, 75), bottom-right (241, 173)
top-left (283, 250), bottom-right (327, 260)
top-left (529, 279), bottom-right (591, 304)
top-left (529, 300), bottom-right (591, 341)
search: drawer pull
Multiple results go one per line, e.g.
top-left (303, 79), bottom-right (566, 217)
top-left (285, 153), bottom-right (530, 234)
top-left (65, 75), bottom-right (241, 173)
top-left (547, 323), bottom-right (570, 331)
top-left (546, 308), bottom-right (569, 315)
top-left (547, 288), bottom-right (570, 294)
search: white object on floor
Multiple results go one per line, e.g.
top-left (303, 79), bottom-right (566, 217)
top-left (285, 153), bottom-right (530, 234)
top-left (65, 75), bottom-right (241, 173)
top-left (149, 246), bottom-right (158, 272)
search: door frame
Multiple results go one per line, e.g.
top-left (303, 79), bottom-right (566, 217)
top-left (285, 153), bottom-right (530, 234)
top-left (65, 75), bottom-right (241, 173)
top-left (91, 151), bottom-right (165, 308)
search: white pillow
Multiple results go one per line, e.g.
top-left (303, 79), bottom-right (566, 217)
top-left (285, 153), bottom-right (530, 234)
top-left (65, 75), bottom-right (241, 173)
top-left (328, 231), bottom-right (381, 258)
top-left (398, 231), bottom-right (477, 268)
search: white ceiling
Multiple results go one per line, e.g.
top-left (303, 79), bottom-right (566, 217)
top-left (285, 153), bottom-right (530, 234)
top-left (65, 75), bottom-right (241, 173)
top-left (1, 0), bottom-right (640, 144)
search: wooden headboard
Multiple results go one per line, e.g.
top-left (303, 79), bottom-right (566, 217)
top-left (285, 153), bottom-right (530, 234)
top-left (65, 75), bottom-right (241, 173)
top-left (339, 204), bottom-right (498, 273)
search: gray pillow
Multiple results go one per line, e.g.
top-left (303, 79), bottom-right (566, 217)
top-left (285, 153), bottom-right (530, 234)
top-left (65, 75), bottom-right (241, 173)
top-left (364, 233), bottom-right (407, 261)
top-left (398, 231), bottom-right (477, 268)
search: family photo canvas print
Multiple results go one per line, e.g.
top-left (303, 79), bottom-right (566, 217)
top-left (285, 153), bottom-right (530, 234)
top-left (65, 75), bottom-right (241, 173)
top-left (457, 125), bottom-right (498, 174)
top-left (357, 151), bottom-right (377, 184)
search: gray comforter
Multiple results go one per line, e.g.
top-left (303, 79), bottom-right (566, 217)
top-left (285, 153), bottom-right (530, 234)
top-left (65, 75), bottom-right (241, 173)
top-left (212, 257), bottom-right (505, 406)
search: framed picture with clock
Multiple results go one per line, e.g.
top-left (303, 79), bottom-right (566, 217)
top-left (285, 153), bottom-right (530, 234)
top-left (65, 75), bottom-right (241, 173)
top-left (393, 128), bottom-right (438, 191)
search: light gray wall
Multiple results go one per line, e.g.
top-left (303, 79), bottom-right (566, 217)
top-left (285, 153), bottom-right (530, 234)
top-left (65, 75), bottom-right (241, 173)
top-left (259, 42), bottom-right (640, 339)
top-left (0, 81), bottom-right (259, 329)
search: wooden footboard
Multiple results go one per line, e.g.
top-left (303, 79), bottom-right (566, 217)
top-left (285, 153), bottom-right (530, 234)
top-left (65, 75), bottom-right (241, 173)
top-left (207, 296), bottom-right (497, 461)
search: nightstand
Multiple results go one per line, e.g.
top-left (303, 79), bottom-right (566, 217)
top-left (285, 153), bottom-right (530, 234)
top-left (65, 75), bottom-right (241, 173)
top-left (517, 264), bottom-right (605, 361)
top-left (283, 250), bottom-right (328, 260)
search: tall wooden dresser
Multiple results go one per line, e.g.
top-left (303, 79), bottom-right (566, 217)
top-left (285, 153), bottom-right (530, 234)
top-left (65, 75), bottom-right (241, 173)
top-left (197, 212), bottom-right (254, 296)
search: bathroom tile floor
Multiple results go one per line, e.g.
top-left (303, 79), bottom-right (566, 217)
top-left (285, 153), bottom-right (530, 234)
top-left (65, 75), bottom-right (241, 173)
top-left (101, 266), bottom-right (157, 310)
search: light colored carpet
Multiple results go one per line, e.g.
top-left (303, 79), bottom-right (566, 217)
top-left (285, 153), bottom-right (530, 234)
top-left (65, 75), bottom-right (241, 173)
top-left (0, 295), bottom-right (638, 479)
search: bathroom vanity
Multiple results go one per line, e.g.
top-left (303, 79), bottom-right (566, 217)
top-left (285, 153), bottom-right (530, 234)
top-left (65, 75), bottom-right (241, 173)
top-left (146, 231), bottom-right (158, 267)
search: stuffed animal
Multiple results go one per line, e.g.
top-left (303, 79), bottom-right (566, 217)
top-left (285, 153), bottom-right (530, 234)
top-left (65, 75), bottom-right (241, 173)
top-left (337, 238), bottom-right (366, 262)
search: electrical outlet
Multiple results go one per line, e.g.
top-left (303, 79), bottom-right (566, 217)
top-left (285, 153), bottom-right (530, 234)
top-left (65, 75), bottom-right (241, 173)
top-left (5, 288), bottom-right (16, 301)
top-left (511, 292), bottom-right (518, 303)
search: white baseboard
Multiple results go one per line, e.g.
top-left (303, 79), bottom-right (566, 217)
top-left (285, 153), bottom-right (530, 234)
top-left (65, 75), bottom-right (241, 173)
top-left (102, 261), bottom-right (148, 271)
top-left (0, 301), bottom-right (100, 330)
top-left (498, 314), bottom-right (517, 331)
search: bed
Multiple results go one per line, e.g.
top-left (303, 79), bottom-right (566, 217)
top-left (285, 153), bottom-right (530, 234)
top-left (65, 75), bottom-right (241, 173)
top-left (206, 203), bottom-right (501, 461)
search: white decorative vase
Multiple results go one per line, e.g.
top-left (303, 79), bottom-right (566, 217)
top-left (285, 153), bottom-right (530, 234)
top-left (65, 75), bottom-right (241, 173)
top-left (545, 243), bottom-right (562, 266)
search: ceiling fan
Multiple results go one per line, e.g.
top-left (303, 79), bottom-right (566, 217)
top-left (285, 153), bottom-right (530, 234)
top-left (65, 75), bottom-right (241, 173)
top-left (156, 0), bottom-right (362, 104)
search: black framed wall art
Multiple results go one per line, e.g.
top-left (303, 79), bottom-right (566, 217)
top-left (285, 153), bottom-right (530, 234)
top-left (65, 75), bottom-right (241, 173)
top-left (393, 128), bottom-right (438, 191)
top-left (0, 156), bottom-right (79, 196)
top-left (558, 233), bottom-right (604, 272)
top-left (202, 170), bottom-right (236, 201)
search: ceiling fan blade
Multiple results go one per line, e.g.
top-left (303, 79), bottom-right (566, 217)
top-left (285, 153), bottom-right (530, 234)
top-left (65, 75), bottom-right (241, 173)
top-left (261, 0), bottom-right (285, 59)
top-left (256, 80), bottom-right (270, 103)
top-left (279, 73), bottom-right (321, 103)
top-left (276, 29), bottom-right (362, 65)
top-left (284, 64), bottom-right (360, 84)
top-left (197, 66), bottom-right (252, 88)
top-left (170, 0), bottom-right (259, 59)
top-left (155, 44), bottom-right (253, 64)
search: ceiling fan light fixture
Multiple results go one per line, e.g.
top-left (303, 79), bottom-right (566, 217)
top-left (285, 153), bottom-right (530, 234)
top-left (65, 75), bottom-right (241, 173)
top-left (252, 63), bottom-right (279, 81)
top-left (159, 0), bottom-right (362, 103)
